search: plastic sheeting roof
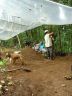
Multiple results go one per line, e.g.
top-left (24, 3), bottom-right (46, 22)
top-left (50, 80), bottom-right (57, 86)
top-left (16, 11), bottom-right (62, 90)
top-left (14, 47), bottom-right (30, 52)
top-left (0, 0), bottom-right (72, 40)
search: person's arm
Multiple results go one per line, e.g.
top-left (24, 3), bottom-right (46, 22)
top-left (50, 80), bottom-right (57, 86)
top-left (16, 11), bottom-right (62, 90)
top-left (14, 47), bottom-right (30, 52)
top-left (49, 32), bottom-right (54, 36)
top-left (49, 32), bottom-right (54, 41)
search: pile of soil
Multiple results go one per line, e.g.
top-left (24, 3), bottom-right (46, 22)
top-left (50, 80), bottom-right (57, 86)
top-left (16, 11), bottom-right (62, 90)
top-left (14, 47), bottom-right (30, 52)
top-left (0, 47), bottom-right (72, 96)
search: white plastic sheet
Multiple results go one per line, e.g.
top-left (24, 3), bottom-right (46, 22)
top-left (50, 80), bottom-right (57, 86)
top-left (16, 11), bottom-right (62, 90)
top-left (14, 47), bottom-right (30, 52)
top-left (0, 0), bottom-right (72, 40)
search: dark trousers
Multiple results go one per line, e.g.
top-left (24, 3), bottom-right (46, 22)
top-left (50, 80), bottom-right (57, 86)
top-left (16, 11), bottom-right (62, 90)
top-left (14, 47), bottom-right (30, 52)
top-left (46, 46), bottom-right (53, 60)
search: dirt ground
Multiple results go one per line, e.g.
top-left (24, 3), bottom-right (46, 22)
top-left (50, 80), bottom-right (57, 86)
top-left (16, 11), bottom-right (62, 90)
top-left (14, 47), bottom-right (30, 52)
top-left (0, 47), bottom-right (72, 96)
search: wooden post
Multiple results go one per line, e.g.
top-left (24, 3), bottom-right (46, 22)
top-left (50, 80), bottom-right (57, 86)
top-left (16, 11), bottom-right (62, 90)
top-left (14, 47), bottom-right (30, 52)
top-left (17, 35), bottom-right (21, 48)
top-left (58, 26), bottom-right (62, 52)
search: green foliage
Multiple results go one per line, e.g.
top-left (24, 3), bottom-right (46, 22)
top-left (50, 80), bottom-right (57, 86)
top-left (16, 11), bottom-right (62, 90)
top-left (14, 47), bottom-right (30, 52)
top-left (1, 0), bottom-right (72, 53)
top-left (1, 39), bottom-right (14, 47)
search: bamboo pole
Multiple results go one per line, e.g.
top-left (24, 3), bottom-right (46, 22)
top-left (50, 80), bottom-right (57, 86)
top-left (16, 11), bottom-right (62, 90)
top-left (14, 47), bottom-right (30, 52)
top-left (58, 26), bottom-right (62, 52)
top-left (17, 35), bottom-right (21, 48)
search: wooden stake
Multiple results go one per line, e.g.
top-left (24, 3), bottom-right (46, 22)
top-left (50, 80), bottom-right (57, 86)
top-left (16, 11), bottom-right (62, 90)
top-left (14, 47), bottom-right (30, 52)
top-left (17, 35), bottom-right (21, 48)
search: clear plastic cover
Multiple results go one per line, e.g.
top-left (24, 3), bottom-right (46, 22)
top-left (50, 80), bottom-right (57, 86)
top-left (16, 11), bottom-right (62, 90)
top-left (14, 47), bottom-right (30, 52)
top-left (0, 0), bottom-right (72, 40)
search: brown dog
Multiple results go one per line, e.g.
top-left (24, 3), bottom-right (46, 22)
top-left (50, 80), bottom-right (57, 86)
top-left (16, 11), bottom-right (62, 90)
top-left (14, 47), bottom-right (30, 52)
top-left (6, 52), bottom-right (23, 64)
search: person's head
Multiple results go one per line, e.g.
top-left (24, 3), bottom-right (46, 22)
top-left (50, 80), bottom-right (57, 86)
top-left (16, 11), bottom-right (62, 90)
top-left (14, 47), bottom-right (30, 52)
top-left (44, 30), bottom-right (49, 35)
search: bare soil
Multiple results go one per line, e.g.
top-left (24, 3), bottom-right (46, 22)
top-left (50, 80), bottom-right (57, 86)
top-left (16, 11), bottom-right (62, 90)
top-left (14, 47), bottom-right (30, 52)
top-left (0, 47), bottom-right (72, 96)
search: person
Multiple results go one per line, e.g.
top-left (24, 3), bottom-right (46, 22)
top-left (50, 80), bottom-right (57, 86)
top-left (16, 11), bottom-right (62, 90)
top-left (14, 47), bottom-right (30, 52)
top-left (44, 30), bottom-right (54, 60)
top-left (32, 42), bottom-right (40, 52)
top-left (39, 41), bottom-right (47, 54)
